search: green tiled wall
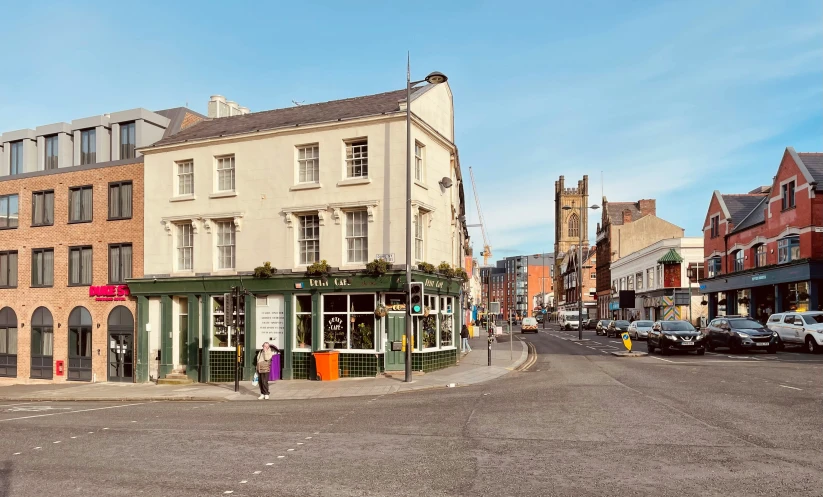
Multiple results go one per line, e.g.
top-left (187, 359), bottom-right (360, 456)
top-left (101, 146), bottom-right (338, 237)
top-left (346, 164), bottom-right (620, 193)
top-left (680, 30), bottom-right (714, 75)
top-left (339, 353), bottom-right (383, 378)
top-left (292, 352), bottom-right (311, 380)
top-left (209, 350), bottom-right (241, 382)
top-left (412, 349), bottom-right (458, 373)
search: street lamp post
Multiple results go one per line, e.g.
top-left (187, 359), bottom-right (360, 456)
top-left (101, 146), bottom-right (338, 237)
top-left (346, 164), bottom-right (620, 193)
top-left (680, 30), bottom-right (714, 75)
top-left (405, 60), bottom-right (448, 383)
top-left (562, 202), bottom-right (600, 340)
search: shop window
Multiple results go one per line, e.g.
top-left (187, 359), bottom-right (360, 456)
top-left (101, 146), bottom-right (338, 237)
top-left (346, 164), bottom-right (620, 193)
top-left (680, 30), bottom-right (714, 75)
top-left (420, 295), bottom-right (439, 349)
top-left (786, 282), bottom-right (810, 312)
top-left (635, 272), bottom-right (643, 290)
top-left (295, 295), bottom-right (312, 350)
top-left (440, 296), bottom-right (454, 347)
top-left (777, 236), bottom-right (800, 264)
top-left (212, 294), bottom-right (245, 348)
top-left (322, 294), bottom-right (375, 350)
top-left (753, 244), bottom-right (766, 268)
top-left (733, 250), bottom-right (744, 272)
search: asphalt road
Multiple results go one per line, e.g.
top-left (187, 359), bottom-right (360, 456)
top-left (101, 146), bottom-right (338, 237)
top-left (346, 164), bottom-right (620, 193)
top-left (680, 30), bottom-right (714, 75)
top-left (2, 325), bottom-right (823, 496)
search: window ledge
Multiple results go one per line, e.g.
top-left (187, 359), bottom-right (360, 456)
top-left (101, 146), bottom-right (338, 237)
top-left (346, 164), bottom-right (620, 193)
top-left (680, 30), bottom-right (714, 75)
top-left (209, 191), bottom-right (238, 199)
top-left (414, 180), bottom-right (428, 190)
top-left (336, 178), bottom-right (371, 187)
top-left (31, 223), bottom-right (54, 228)
top-left (290, 183), bottom-right (322, 192)
top-left (170, 195), bottom-right (196, 203)
top-left (213, 269), bottom-right (237, 276)
top-left (781, 206), bottom-right (797, 212)
top-left (172, 271), bottom-right (196, 277)
top-left (0, 226), bottom-right (19, 230)
top-left (68, 220), bottom-right (92, 225)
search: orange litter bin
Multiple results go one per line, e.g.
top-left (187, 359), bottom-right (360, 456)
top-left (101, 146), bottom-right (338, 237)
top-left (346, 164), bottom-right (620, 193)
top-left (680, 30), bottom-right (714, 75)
top-left (313, 350), bottom-right (340, 381)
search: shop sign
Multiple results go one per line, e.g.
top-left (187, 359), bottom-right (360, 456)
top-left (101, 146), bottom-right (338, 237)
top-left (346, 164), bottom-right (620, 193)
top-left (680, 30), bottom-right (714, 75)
top-left (752, 275), bottom-right (766, 281)
top-left (388, 304), bottom-right (406, 311)
top-left (377, 253), bottom-right (395, 263)
top-left (255, 295), bottom-right (285, 350)
top-left (89, 285), bottom-right (129, 301)
top-left (308, 278), bottom-right (352, 287)
top-left (424, 279), bottom-right (445, 289)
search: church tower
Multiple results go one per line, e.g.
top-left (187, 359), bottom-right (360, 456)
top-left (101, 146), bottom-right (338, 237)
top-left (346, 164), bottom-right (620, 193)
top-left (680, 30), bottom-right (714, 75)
top-left (553, 175), bottom-right (589, 306)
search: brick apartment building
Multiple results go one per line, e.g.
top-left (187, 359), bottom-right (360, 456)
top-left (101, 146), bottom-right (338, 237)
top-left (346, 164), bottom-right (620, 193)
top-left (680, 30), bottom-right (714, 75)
top-left (0, 107), bottom-right (203, 384)
top-left (560, 246), bottom-right (597, 317)
top-left (527, 253), bottom-right (554, 315)
top-left (595, 198), bottom-right (683, 318)
top-left (700, 147), bottom-right (823, 320)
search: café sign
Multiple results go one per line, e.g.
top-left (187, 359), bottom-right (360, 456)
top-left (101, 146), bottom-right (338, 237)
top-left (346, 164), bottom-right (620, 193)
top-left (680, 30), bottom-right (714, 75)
top-left (89, 285), bottom-right (130, 302)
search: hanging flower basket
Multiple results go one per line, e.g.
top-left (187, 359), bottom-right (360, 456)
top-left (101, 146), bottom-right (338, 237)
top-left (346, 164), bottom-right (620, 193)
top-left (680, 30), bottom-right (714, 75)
top-left (700, 300), bottom-right (708, 306)
top-left (374, 305), bottom-right (388, 318)
top-left (717, 298), bottom-right (727, 306)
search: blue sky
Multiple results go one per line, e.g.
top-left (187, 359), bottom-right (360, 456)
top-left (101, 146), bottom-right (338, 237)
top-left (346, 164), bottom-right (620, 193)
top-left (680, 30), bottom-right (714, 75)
top-left (0, 1), bottom-right (820, 261)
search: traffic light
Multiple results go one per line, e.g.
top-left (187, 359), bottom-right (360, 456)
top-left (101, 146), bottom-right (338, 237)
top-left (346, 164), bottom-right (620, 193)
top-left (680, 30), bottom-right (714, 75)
top-left (408, 282), bottom-right (424, 316)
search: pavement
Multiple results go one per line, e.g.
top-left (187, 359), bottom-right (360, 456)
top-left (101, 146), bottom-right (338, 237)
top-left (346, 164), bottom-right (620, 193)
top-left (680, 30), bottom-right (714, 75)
top-left (0, 335), bottom-right (528, 402)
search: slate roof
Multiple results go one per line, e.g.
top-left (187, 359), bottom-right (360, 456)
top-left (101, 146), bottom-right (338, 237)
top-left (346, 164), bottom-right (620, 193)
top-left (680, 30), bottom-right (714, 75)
top-left (149, 86), bottom-right (430, 148)
top-left (606, 202), bottom-right (643, 226)
top-left (730, 195), bottom-right (768, 233)
top-left (721, 194), bottom-right (768, 226)
top-left (798, 153), bottom-right (823, 183)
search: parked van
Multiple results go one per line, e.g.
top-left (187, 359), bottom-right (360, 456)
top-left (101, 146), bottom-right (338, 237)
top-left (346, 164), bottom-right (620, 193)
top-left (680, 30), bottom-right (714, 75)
top-left (558, 311), bottom-right (581, 330)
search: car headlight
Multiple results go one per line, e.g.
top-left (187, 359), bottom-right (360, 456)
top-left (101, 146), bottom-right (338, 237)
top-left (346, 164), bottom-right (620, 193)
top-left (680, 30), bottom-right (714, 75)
top-left (736, 332), bottom-right (750, 338)
top-left (665, 335), bottom-right (679, 341)
top-left (695, 334), bottom-right (704, 340)
top-left (772, 331), bottom-right (779, 337)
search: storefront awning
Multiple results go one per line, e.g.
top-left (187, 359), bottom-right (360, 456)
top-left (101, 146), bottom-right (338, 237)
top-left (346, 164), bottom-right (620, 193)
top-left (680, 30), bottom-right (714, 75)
top-left (657, 249), bottom-right (683, 265)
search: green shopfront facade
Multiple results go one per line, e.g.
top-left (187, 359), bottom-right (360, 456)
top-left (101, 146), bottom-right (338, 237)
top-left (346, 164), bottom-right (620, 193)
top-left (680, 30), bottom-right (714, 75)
top-left (127, 271), bottom-right (463, 383)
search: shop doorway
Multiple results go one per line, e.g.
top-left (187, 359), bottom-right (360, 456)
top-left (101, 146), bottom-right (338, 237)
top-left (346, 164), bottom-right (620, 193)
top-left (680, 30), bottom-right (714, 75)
top-left (68, 306), bottom-right (93, 382)
top-left (384, 314), bottom-right (405, 371)
top-left (107, 306), bottom-right (134, 382)
top-left (0, 307), bottom-right (18, 378)
top-left (30, 307), bottom-right (54, 379)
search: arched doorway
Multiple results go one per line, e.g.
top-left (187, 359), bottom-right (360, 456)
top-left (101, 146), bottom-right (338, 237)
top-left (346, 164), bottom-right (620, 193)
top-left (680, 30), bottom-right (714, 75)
top-left (30, 307), bottom-right (54, 379)
top-left (0, 307), bottom-right (17, 377)
top-left (68, 306), bottom-right (92, 381)
top-left (107, 306), bottom-right (134, 382)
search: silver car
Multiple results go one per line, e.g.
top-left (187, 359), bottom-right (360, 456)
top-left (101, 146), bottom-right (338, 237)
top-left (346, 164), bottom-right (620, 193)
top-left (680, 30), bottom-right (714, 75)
top-left (629, 320), bottom-right (654, 340)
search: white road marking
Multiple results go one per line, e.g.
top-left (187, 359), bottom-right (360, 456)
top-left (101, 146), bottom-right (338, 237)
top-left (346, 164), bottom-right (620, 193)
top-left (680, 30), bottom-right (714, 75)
top-left (53, 441), bottom-right (60, 444)
top-left (102, 427), bottom-right (109, 430)
top-left (780, 385), bottom-right (802, 391)
top-left (305, 436), bottom-right (312, 439)
top-left (287, 448), bottom-right (295, 451)
top-left (277, 455), bottom-right (286, 459)
top-left (297, 442), bottom-right (304, 445)
top-left (223, 492), bottom-right (233, 495)
top-left (70, 437), bottom-right (77, 439)
top-left (34, 447), bottom-right (41, 450)
top-left (0, 403), bottom-right (146, 423)
top-left (253, 471), bottom-right (261, 475)
top-left (240, 480), bottom-right (247, 484)
top-left (266, 463), bottom-right (274, 466)
top-left (13, 452), bottom-right (20, 455)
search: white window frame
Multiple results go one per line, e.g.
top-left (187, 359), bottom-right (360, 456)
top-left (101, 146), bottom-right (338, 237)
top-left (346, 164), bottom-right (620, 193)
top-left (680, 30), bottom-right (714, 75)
top-left (176, 160), bottom-right (194, 196)
top-left (216, 220), bottom-right (236, 270)
top-left (297, 144), bottom-right (319, 184)
top-left (297, 214), bottom-right (320, 266)
top-left (176, 222), bottom-right (194, 272)
top-left (345, 210), bottom-right (368, 264)
top-left (413, 210), bottom-right (425, 263)
top-left (414, 141), bottom-right (425, 182)
top-left (215, 155), bottom-right (236, 192)
top-left (344, 139), bottom-right (368, 179)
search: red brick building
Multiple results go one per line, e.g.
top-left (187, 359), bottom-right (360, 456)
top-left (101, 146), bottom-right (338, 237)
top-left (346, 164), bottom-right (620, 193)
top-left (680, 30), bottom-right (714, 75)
top-left (700, 147), bottom-right (823, 320)
top-left (561, 246), bottom-right (597, 318)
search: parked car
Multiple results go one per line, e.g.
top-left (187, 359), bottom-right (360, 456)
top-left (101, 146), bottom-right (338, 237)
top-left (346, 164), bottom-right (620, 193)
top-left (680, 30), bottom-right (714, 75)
top-left (647, 320), bottom-right (706, 355)
top-left (627, 320), bottom-right (653, 340)
top-left (766, 311), bottom-right (823, 353)
top-left (595, 320), bottom-right (610, 336)
top-left (706, 317), bottom-right (777, 354)
top-left (521, 317), bottom-right (538, 333)
top-left (584, 318), bottom-right (598, 330)
top-left (607, 320), bottom-right (630, 338)
top-left (535, 313), bottom-right (545, 324)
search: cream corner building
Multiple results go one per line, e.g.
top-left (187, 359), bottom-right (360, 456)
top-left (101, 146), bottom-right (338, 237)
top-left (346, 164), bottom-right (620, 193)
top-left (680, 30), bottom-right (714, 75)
top-left (140, 84), bottom-right (465, 275)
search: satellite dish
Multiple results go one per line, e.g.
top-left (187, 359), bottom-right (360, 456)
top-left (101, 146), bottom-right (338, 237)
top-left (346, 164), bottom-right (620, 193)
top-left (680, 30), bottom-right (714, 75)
top-left (439, 177), bottom-right (453, 188)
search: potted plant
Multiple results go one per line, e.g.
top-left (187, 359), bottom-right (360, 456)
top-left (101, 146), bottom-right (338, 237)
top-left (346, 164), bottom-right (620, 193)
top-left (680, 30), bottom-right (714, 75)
top-left (374, 305), bottom-right (388, 318)
top-left (253, 261), bottom-right (276, 279)
top-left (798, 292), bottom-right (811, 301)
top-left (356, 322), bottom-right (373, 349)
top-left (307, 259), bottom-right (331, 277)
top-left (418, 262), bottom-right (436, 274)
top-left (455, 268), bottom-right (469, 282)
top-left (437, 262), bottom-right (455, 278)
top-left (296, 320), bottom-right (309, 348)
top-left (365, 259), bottom-right (389, 276)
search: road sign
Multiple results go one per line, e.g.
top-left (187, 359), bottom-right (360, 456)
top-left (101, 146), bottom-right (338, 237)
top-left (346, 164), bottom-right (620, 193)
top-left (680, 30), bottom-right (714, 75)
top-left (621, 332), bottom-right (632, 352)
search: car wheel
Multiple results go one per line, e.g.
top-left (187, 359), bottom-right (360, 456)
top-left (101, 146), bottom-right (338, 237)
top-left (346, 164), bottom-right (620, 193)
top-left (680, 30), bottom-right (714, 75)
top-left (767, 346), bottom-right (777, 354)
top-left (777, 337), bottom-right (785, 351)
top-left (696, 348), bottom-right (705, 356)
top-left (633, 332), bottom-right (638, 340)
top-left (730, 341), bottom-right (742, 354)
top-left (806, 336), bottom-right (819, 354)
top-left (660, 343), bottom-right (670, 356)
top-left (647, 342), bottom-right (655, 354)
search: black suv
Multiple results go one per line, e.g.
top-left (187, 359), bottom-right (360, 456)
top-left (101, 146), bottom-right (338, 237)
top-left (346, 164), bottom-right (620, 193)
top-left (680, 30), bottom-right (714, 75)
top-left (705, 317), bottom-right (777, 354)
top-left (607, 320), bottom-right (630, 338)
top-left (647, 320), bottom-right (705, 355)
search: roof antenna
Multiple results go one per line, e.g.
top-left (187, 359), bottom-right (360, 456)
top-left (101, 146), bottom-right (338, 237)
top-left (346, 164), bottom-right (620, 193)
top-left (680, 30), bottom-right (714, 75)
top-left (292, 100), bottom-right (304, 106)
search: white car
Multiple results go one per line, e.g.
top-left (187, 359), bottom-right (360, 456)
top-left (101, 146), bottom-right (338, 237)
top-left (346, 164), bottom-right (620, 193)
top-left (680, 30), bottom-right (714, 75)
top-left (558, 312), bottom-right (580, 331)
top-left (766, 311), bottom-right (823, 353)
top-left (628, 320), bottom-right (654, 340)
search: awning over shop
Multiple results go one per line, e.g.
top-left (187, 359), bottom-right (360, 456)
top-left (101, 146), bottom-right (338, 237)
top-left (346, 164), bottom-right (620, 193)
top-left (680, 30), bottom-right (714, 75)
top-left (657, 249), bottom-right (684, 265)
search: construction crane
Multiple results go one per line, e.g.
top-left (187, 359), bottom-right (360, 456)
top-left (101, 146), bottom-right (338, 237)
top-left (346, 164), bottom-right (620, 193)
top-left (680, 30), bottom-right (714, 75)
top-left (467, 167), bottom-right (492, 266)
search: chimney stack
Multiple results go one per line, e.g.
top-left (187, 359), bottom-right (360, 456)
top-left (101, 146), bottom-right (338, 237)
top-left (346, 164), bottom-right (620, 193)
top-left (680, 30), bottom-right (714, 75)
top-left (623, 209), bottom-right (633, 224)
top-left (638, 199), bottom-right (656, 217)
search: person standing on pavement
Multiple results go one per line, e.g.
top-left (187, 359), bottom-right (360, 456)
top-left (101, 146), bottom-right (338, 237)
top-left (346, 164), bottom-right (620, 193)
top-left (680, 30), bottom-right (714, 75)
top-left (255, 342), bottom-right (278, 400)
top-left (461, 324), bottom-right (471, 353)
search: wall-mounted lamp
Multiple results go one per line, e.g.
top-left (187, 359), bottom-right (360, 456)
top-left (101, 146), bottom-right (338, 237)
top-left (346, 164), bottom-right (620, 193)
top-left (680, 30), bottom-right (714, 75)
top-left (58, 323), bottom-right (61, 328)
top-left (20, 323), bottom-right (24, 328)
top-left (96, 323), bottom-right (100, 329)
